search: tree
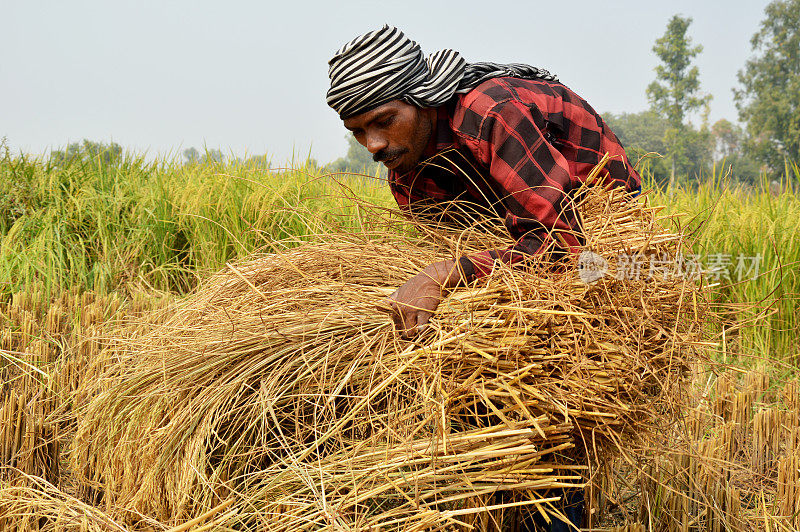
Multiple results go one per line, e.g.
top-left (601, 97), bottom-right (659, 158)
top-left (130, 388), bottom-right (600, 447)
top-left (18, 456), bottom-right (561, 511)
top-left (710, 119), bottom-right (762, 184)
top-left (51, 139), bottom-right (123, 166)
top-left (711, 119), bottom-right (743, 161)
top-left (646, 15), bottom-right (712, 187)
top-left (183, 147), bottom-right (224, 165)
top-left (203, 149), bottom-right (224, 165)
top-left (183, 147), bottom-right (200, 164)
top-left (328, 135), bottom-right (386, 177)
top-left (241, 154), bottom-right (271, 170)
top-left (604, 110), bottom-right (670, 183)
top-left (734, 0), bottom-right (800, 172)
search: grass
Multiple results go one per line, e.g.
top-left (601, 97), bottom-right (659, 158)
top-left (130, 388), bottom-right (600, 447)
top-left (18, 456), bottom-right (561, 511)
top-left (645, 162), bottom-right (800, 362)
top-left (0, 150), bottom-right (394, 296)
top-left (1, 149), bottom-right (798, 360)
top-left (2, 183), bottom-right (708, 529)
top-left (2, 150), bottom-right (799, 530)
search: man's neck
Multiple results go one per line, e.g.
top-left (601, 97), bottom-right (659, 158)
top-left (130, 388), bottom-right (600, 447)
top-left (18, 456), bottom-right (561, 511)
top-left (422, 104), bottom-right (455, 160)
top-left (389, 104), bottom-right (456, 181)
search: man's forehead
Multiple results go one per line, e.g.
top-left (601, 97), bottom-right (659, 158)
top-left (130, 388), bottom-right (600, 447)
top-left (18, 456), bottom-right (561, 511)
top-left (343, 101), bottom-right (402, 129)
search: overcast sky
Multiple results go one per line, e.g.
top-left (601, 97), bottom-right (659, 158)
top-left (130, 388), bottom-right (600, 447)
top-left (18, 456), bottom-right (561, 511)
top-left (2, 0), bottom-right (772, 165)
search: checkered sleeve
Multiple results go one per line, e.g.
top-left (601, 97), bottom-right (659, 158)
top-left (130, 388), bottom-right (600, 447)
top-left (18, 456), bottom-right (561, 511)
top-left (456, 98), bottom-right (583, 279)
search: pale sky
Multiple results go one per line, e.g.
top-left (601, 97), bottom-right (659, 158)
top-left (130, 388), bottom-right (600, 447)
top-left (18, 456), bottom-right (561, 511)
top-left (2, 0), bottom-right (772, 165)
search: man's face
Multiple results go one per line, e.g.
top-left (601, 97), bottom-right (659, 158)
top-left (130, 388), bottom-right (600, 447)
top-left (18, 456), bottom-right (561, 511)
top-left (343, 100), bottom-right (435, 174)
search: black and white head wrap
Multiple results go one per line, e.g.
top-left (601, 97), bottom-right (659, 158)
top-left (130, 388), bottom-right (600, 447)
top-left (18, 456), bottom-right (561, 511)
top-left (327, 25), bottom-right (557, 119)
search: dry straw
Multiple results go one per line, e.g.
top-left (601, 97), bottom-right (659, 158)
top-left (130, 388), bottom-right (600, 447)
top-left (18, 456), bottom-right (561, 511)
top-left (634, 368), bottom-right (800, 531)
top-left (51, 158), bottom-right (706, 530)
top-left (2, 157), bottom-right (729, 530)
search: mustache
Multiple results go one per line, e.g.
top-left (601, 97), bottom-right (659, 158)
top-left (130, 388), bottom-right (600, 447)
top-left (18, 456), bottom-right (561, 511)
top-left (373, 148), bottom-right (407, 163)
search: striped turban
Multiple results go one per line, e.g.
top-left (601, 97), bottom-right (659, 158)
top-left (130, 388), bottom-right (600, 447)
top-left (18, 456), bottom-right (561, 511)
top-left (327, 25), bottom-right (558, 119)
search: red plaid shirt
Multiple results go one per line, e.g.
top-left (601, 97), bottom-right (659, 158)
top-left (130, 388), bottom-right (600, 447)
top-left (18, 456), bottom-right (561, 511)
top-left (388, 76), bottom-right (641, 279)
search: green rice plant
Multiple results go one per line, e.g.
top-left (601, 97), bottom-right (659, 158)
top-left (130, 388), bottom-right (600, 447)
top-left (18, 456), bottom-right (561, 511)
top-left (0, 150), bottom-right (394, 297)
top-left (645, 162), bottom-right (800, 362)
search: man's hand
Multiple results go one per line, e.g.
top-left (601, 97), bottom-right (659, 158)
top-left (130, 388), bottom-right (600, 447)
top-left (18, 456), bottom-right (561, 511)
top-left (386, 259), bottom-right (463, 339)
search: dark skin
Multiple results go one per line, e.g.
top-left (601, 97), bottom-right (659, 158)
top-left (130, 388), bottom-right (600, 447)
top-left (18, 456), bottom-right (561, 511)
top-left (343, 100), bottom-right (464, 339)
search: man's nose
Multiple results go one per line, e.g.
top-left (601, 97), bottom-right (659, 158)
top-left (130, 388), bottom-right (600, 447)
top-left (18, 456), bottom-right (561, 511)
top-left (365, 133), bottom-right (388, 154)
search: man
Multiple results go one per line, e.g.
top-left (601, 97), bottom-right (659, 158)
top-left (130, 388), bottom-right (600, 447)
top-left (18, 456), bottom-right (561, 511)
top-left (327, 26), bottom-right (641, 342)
top-left (327, 26), bottom-right (640, 530)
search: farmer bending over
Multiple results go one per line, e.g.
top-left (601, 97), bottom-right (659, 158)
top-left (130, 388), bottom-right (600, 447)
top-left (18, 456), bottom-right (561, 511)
top-left (326, 25), bottom-right (641, 531)
top-left (327, 25), bottom-right (640, 339)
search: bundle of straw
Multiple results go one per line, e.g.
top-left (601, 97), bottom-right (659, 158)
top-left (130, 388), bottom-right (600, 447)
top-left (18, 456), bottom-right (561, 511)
top-left (0, 473), bottom-right (130, 532)
top-left (66, 177), bottom-right (705, 530)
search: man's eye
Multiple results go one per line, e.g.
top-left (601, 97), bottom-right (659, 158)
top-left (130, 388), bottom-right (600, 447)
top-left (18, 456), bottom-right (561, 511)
top-left (377, 116), bottom-right (394, 128)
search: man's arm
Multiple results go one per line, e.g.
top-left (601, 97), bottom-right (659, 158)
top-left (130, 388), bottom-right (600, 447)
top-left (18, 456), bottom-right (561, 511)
top-left (456, 97), bottom-right (581, 277)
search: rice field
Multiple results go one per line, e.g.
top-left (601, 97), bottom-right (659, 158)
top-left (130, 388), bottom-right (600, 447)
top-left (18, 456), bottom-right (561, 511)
top-left (0, 152), bottom-right (394, 295)
top-left (1, 151), bottom-right (799, 530)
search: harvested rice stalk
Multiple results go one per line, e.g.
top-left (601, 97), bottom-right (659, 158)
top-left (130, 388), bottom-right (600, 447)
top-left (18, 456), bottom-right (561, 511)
top-left (0, 471), bottom-right (130, 531)
top-left (68, 179), bottom-right (704, 529)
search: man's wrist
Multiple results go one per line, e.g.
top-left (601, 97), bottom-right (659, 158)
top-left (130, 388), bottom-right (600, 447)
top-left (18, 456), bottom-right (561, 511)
top-left (457, 256), bottom-right (476, 281)
top-left (422, 259), bottom-right (465, 290)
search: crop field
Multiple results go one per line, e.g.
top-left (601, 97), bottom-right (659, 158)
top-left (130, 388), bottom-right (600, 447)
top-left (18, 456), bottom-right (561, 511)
top-left (1, 152), bottom-right (799, 530)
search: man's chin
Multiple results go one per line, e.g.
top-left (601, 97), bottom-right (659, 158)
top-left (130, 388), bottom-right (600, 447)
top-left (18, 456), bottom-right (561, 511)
top-left (385, 155), bottom-right (415, 174)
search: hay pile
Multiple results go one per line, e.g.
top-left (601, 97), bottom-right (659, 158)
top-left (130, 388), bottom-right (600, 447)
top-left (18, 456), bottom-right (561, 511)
top-left (61, 178), bottom-right (704, 530)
